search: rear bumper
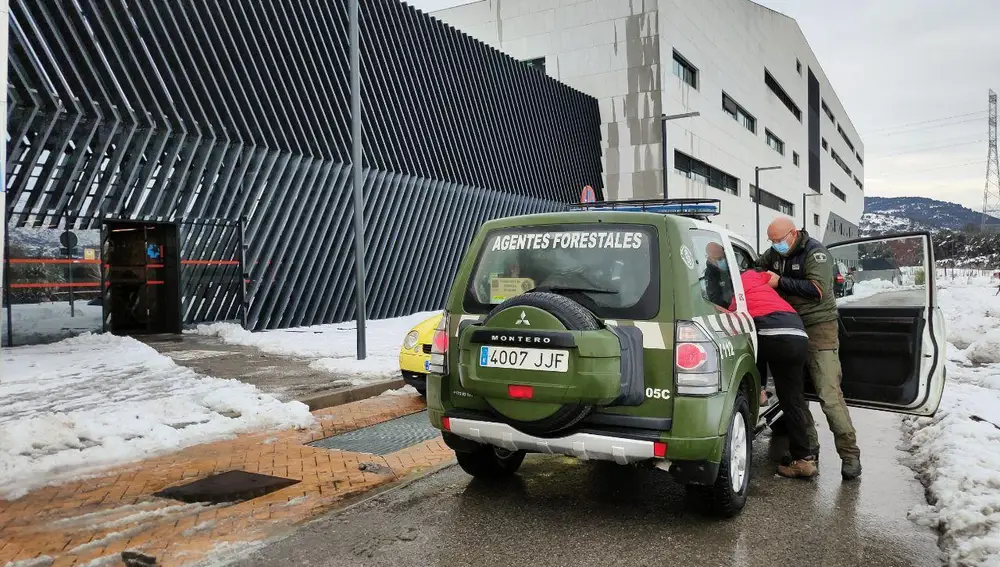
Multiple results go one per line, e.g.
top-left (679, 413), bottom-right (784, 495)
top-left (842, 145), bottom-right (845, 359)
top-left (400, 351), bottom-right (431, 375)
top-left (447, 417), bottom-right (658, 465)
top-left (401, 371), bottom-right (427, 393)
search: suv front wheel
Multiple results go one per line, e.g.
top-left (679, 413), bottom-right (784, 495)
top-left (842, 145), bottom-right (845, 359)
top-left (691, 390), bottom-right (752, 517)
top-left (455, 445), bottom-right (527, 480)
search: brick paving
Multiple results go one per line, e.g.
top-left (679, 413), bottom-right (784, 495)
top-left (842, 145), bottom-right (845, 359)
top-left (0, 394), bottom-right (454, 567)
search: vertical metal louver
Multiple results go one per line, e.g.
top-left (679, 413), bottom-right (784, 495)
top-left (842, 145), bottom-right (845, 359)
top-left (4, 0), bottom-right (604, 334)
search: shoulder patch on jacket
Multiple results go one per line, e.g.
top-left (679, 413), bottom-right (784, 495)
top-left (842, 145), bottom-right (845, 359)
top-left (813, 252), bottom-right (827, 263)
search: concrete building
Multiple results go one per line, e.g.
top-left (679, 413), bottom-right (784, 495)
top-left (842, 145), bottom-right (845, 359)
top-left (431, 0), bottom-right (865, 250)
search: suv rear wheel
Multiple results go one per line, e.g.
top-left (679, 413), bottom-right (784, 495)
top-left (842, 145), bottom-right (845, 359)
top-left (690, 390), bottom-right (752, 517)
top-left (455, 445), bottom-right (527, 480)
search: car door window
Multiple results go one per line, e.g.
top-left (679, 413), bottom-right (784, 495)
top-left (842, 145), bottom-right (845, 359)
top-left (832, 237), bottom-right (926, 307)
top-left (688, 230), bottom-right (736, 311)
top-left (731, 243), bottom-right (756, 272)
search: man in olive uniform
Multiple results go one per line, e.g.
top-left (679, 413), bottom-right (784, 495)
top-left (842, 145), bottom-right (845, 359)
top-left (758, 217), bottom-right (862, 480)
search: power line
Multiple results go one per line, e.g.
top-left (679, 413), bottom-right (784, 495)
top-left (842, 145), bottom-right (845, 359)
top-left (868, 116), bottom-right (985, 137)
top-left (870, 139), bottom-right (985, 158)
top-left (871, 160), bottom-right (985, 174)
top-left (868, 111), bottom-right (988, 133)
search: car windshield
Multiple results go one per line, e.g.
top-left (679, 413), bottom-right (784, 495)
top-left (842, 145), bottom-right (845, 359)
top-left (464, 224), bottom-right (659, 319)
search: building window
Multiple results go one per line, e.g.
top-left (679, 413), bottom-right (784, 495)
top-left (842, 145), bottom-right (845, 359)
top-left (675, 151), bottom-right (739, 195)
top-left (765, 130), bottom-right (785, 155)
top-left (764, 70), bottom-right (802, 121)
top-left (796, 59), bottom-right (802, 75)
top-left (813, 213), bottom-right (820, 226)
top-left (821, 138), bottom-right (828, 151)
top-left (793, 151), bottom-right (800, 167)
top-left (837, 124), bottom-right (856, 153)
top-left (831, 149), bottom-right (852, 176)
top-left (821, 99), bottom-right (836, 123)
top-left (854, 176), bottom-right (863, 190)
top-left (673, 50), bottom-right (698, 89)
top-left (831, 183), bottom-right (847, 202)
top-left (751, 185), bottom-right (794, 216)
top-left (856, 151), bottom-right (864, 166)
top-left (523, 57), bottom-right (546, 73)
top-left (722, 93), bottom-right (756, 133)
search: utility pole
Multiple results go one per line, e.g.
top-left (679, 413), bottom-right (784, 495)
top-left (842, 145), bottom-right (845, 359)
top-left (350, 0), bottom-right (367, 359)
top-left (1, 0), bottom-right (8, 351)
top-left (661, 111), bottom-right (700, 199)
top-left (803, 192), bottom-right (821, 230)
top-left (754, 165), bottom-right (782, 251)
top-left (983, 89), bottom-right (1000, 230)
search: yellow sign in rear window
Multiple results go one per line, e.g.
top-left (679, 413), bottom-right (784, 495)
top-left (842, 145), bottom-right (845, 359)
top-left (490, 277), bottom-right (535, 304)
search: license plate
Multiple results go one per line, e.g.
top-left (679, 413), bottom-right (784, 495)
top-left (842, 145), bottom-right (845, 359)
top-left (479, 346), bottom-right (569, 373)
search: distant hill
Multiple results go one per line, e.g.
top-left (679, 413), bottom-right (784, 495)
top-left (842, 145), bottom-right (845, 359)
top-left (862, 196), bottom-right (1000, 234)
top-left (861, 196), bottom-right (1000, 269)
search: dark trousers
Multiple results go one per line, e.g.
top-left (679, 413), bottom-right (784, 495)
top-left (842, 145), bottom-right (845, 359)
top-left (758, 333), bottom-right (813, 460)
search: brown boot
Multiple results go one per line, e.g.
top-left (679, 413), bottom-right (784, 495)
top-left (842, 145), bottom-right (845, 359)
top-left (777, 457), bottom-right (818, 479)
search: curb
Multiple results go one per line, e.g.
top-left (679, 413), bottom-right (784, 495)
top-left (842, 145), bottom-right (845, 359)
top-left (300, 378), bottom-right (406, 411)
top-left (331, 457), bottom-right (458, 514)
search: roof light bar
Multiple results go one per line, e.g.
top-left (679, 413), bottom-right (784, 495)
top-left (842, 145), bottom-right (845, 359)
top-left (569, 198), bottom-right (721, 220)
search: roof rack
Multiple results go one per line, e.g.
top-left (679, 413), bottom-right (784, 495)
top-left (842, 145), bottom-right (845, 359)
top-left (568, 198), bottom-right (722, 221)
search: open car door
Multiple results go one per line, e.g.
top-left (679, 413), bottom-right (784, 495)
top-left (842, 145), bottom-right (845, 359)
top-left (808, 232), bottom-right (946, 416)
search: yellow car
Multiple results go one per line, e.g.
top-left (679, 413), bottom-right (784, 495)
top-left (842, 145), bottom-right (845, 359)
top-left (399, 312), bottom-right (443, 396)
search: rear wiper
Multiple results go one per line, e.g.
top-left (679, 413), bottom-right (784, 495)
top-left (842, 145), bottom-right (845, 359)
top-left (529, 286), bottom-right (619, 295)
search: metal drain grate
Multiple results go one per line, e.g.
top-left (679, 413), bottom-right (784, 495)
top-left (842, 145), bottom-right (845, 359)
top-left (153, 470), bottom-right (299, 504)
top-left (309, 410), bottom-right (440, 455)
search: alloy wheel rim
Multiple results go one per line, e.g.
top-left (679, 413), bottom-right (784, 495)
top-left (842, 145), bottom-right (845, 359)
top-left (730, 412), bottom-right (748, 493)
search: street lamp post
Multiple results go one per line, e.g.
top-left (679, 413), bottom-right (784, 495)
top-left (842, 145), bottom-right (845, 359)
top-left (803, 191), bottom-right (822, 229)
top-left (661, 111), bottom-right (700, 199)
top-left (754, 165), bottom-right (782, 251)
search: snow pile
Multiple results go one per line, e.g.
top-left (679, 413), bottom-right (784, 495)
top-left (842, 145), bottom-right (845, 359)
top-left (0, 334), bottom-right (315, 500)
top-left (380, 385), bottom-right (420, 397)
top-left (192, 311), bottom-right (441, 380)
top-left (902, 283), bottom-right (1000, 566)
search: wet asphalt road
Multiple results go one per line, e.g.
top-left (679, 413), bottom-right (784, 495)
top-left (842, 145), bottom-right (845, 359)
top-left (234, 407), bottom-right (941, 567)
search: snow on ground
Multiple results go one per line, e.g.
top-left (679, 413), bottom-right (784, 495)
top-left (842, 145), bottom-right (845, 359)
top-left (1, 301), bottom-right (103, 346)
top-left (192, 311), bottom-right (441, 382)
top-left (902, 282), bottom-right (1000, 567)
top-left (0, 334), bottom-right (314, 500)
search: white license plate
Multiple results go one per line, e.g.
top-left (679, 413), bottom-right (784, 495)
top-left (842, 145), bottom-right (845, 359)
top-left (479, 346), bottom-right (569, 373)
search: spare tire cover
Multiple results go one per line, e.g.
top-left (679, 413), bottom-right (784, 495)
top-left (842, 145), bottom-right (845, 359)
top-left (467, 292), bottom-right (603, 436)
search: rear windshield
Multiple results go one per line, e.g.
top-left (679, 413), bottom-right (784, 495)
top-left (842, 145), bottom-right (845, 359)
top-left (463, 224), bottom-right (659, 320)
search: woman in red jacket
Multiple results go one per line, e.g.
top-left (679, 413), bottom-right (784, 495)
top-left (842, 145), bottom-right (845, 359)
top-left (735, 268), bottom-right (817, 479)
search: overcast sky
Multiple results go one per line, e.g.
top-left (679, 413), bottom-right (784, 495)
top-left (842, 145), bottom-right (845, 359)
top-left (407, 0), bottom-right (1000, 211)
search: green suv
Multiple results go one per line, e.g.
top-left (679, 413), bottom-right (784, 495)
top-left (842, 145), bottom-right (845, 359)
top-left (426, 199), bottom-right (946, 517)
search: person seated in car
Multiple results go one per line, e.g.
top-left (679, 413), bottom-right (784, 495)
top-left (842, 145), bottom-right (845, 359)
top-left (731, 267), bottom-right (818, 479)
top-left (703, 241), bottom-right (734, 309)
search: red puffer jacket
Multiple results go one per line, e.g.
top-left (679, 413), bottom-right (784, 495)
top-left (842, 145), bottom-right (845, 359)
top-left (730, 270), bottom-right (797, 317)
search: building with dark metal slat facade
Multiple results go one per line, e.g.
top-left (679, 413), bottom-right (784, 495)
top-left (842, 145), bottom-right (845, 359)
top-left (2, 0), bottom-right (603, 345)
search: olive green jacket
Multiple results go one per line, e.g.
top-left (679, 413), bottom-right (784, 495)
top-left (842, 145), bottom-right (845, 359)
top-left (756, 230), bottom-right (838, 328)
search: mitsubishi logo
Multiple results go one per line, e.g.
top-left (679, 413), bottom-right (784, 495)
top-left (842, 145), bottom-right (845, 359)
top-left (515, 311), bottom-right (530, 326)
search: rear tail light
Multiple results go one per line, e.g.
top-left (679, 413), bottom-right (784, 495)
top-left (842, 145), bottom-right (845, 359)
top-left (653, 441), bottom-right (667, 458)
top-left (835, 274), bottom-right (845, 283)
top-left (676, 343), bottom-right (708, 371)
top-left (508, 385), bottom-right (534, 399)
top-left (441, 416), bottom-right (452, 431)
top-left (674, 321), bottom-right (721, 396)
top-left (428, 313), bottom-right (449, 375)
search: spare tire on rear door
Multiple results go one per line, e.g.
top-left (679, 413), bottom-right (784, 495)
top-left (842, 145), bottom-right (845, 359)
top-left (457, 292), bottom-right (644, 437)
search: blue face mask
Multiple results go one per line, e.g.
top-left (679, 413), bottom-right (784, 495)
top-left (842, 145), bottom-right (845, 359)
top-left (772, 240), bottom-right (791, 255)
top-left (715, 259), bottom-right (728, 271)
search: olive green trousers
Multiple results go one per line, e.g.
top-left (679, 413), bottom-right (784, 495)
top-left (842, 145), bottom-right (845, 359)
top-left (803, 321), bottom-right (861, 460)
